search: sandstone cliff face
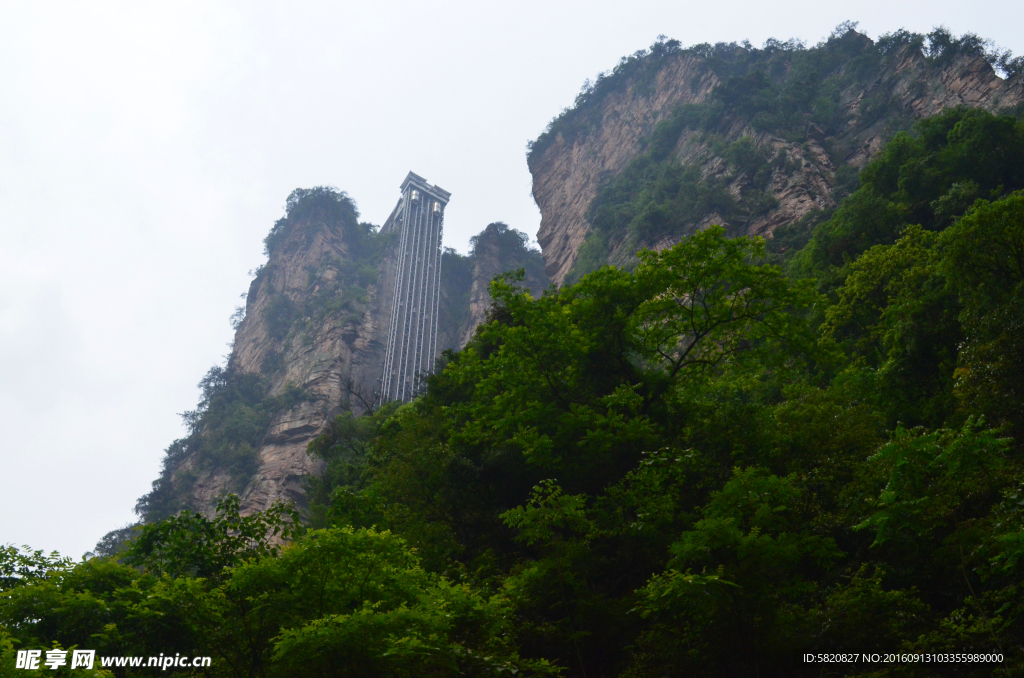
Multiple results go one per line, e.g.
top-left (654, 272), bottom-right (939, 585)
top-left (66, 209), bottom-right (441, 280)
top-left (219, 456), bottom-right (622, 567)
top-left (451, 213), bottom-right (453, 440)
top-left (180, 205), bottom-right (396, 515)
top-left (529, 34), bottom-right (1024, 284)
top-left (530, 55), bottom-right (720, 283)
top-left (151, 204), bottom-right (538, 517)
top-left (133, 192), bottom-right (405, 520)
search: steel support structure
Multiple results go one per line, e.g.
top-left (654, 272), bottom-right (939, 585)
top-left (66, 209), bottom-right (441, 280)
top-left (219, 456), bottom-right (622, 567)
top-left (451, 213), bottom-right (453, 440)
top-left (379, 171), bottom-right (450, 402)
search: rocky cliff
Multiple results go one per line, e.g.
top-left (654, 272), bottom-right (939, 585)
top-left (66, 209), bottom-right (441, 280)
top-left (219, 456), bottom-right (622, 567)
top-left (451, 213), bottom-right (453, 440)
top-left (137, 189), bottom-right (397, 519)
top-left (528, 27), bottom-right (1024, 284)
top-left (137, 191), bottom-right (544, 519)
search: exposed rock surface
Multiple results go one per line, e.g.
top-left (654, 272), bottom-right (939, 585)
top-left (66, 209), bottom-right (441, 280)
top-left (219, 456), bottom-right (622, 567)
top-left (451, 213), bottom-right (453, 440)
top-left (529, 36), bottom-right (1024, 284)
top-left (154, 209), bottom-right (541, 517)
top-left (530, 55), bottom-right (720, 283)
top-left (179, 209), bottom-right (397, 516)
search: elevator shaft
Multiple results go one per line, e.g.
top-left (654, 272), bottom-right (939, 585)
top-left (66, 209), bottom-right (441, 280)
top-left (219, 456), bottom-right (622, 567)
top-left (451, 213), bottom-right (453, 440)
top-left (379, 171), bottom-right (450, 402)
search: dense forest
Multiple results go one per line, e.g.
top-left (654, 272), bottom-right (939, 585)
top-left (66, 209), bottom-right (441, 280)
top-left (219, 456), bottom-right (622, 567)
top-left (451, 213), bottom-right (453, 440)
top-left (4, 29), bottom-right (1024, 678)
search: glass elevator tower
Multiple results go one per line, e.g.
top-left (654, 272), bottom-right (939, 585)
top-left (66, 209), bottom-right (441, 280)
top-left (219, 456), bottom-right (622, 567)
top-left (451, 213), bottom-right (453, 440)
top-left (379, 171), bottom-right (450, 402)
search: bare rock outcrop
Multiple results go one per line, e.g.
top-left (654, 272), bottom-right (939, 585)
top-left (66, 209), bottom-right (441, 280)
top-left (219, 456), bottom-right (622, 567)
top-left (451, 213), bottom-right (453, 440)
top-left (529, 36), bottom-right (1024, 284)
top-left (146, 193), bottom-right (398, 518)
top-left (149, 204), bottom-right (539, 518)
top-left (530, 55), bottom-right (719, 283)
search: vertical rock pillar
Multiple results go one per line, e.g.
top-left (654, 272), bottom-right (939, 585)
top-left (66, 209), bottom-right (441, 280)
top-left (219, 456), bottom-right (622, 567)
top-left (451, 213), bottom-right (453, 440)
top-left (379, 171), bottom-right (451, 402)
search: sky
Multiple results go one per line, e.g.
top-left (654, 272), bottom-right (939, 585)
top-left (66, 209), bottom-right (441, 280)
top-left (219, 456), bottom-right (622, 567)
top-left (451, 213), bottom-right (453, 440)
top-left (1, 0), bottom-right (1022, 558)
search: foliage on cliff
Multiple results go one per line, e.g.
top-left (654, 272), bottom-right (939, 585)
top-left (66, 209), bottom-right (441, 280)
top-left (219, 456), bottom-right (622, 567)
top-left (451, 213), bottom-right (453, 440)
top-left (135, 368), bottom-right (307, 522)
top-left (465, 222), bottom-right (548, 301)
top-left (436, 222), bottom-right (548, 351)
top-left (555, 24), bottom-right (1024, 283)
top-left (530, 24), bottom-right (1022, 164)
top-left (793, 107), bottom-right (1024, 278)
top-left (135, 188), bottom-right (389, 523)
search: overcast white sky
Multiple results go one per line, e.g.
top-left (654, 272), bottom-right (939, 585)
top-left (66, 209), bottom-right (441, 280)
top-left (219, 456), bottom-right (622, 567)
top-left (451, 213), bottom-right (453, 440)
top-left (1, 0), bottom-right (1021, 558)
